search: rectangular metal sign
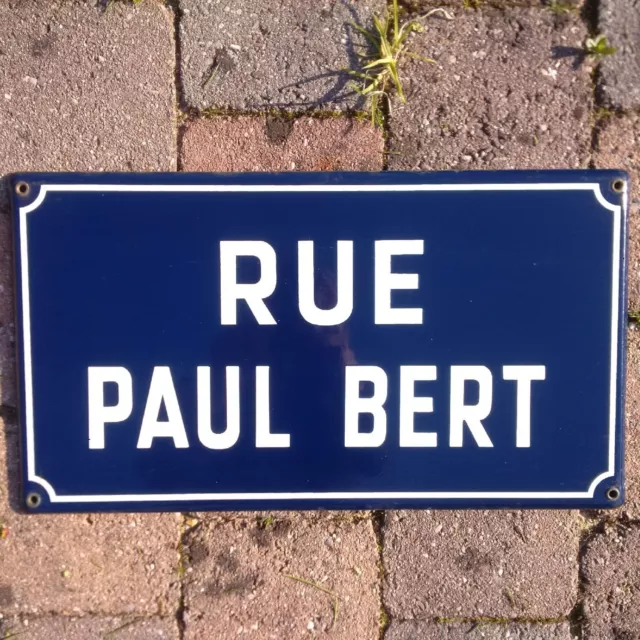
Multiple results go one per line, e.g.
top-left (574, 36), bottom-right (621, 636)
top-left (10, 171), bottom-right (628, 512)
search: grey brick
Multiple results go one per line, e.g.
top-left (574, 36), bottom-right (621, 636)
top-left (388, 8), bottom-right (592, 170)
top-left (598, 0), bottom-right (640, 109)
top-left (593, 114), bottom-right (640, 311)
top-left (0, 615), bottom-right (178, 640)
top-left (182, 516), bottom-right (380, 639)
top-left (399, 0), bottom-right (581, 6)
top-left (386, 621), bottom-right (573, 640)
top-left (383, 510), bottom-right (581, 618)
top-left (622, 327), bottom-right (640, 519)
top-left (583, 524), bottom-right (640, 640)
top-left (178, 0), bottom-right (384, 110)
top-left (0, 214), bottom-right (15, 408)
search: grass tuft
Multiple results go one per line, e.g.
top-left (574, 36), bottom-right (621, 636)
top-left (346, 0), bottom-right (452, 128)
top-left (584, 34), bottom-right (616, 58)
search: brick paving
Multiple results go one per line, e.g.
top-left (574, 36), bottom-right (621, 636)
top-left (582, 525), bottom-right (640, 639)
top-left (383, 510), bottom-right (581, 618)
top-left (182, 515), bottom-right (379, 638)
top-left (386, 621), bottom-right (573, 639)
top-left (0, 0), bottom-right (638, 637)
top-left (598, 0), bottom-right (640, 110)
top-left (387, 8), bottom-right (593, 171)
top-left (593, 113), bottom-right (640, 311)
top-left (0, 215), bottom-right (15, 408)
top-left (180, 117), bottom-right (383, 171)
top-left (0, 616), bottom-right (178, 639)
top-left (622, 326), bottom-right (640, 519)
top-left (0, 424), bottom-right (181, 617)
top-left (178, 0), bottom-right (385, 110)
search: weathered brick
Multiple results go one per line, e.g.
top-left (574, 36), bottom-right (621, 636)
top-left (0, 0), bottom-right (176, 173)
top-left (0, 615), bottom-right (178, 639)
top-left (178, 0), bottom-right (384, 110)
top-left (583, 524), bottom-right (640, 639)
top-left (180, 116), bottom-right (383, 171)
top-left (598, 0), bottom-right (640, 109)
top-left (0, 422), bottom-right (181, 616)
top-left (383, 510), bottom-right (581, 618)
top-left (182, 516), bottom-right (379, 639)
top-left (593, 114), bottom-right (640, 311)
top-left (0, 0), bottom-right (178, 406)
top-left (0, 214), bottom-right (15, 408)
top-left (386, 621), bottom-right (573, 640)
top-left (399, 0), bottom-right (582, 7)
top-left (388, 8), bottom-right (592, 170)
top-left (622, 326), bottom-right (640, 519)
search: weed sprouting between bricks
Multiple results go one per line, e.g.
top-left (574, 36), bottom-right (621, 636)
top-left (346, 0), bottom-right (452, 128)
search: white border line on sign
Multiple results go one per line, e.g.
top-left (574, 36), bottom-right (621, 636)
top-left (19, 182), bottom-right (623, 503)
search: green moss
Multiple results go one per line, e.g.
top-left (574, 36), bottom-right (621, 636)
top-left (546, 0), bottom-right (579, 14)
top-left (379, 609), bottom-right (390, 629)
top-left (195, 107), bottom-right (352, 121)
top-left (257, 514), bottom-right (276, 530)
top-left (435, 616), bottom-right (567, 624)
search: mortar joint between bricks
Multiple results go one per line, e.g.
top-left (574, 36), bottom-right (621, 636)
top-left (370, 511), bottom-right (391, 639)
top-left (0, 612), bottom-right (173, 621)
top-left (572, 513), bottom-right (612, 639)
top-left (397, 0), bottom-right (569, 14)
top-left (165, 0), bottom-right (187, 116)
top-left (189, 106), bottom-right (365, 121)
top-left (432, 615), bottom-right (571, 625)
top-left (175, 514), bottom-right (188, 639)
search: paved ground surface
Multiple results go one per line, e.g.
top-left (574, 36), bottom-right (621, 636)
top-left (0, 0), bottom-right (638, 638)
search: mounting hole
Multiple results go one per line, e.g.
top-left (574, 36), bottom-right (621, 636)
top-left (15, 181), bottom-right (30, 197)
top-left (26, 492), bottom-right (42, 509)
top-left (611, 179), bottom-right (625, 194)
top-left (606, 486), bottom-right (620, 501)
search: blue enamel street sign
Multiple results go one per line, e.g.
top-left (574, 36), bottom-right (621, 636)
top-left (10, 171), bottom-right (628, 513)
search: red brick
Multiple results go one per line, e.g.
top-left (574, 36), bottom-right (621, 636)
top-left (180, 117), bottom-right (383, 172)
top-left (0, 423), bottom-right (181, 616)
top-left (183, 515), bottom-right (380, 639)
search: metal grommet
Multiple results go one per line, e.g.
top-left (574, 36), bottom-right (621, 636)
top-left (15, 181), bottom-right (30, 197)
top-left (611, 179), bottom-right (625, 194)
top-left (26, 492), bottom-right (42, 509)
top-left (606, 486), bottom-right (620, 501)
